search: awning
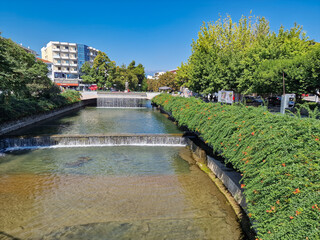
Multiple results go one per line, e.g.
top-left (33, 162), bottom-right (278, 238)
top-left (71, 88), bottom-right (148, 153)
top-left (56, 83), bottom-right (79, 87)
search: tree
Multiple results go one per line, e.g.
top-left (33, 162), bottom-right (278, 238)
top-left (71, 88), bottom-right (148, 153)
top-left (147, 72), bottom-right (178, 92)
top-left (0, 36), bottom-right (53, 100)
top-left (80, 51), bottom-right (116, 89)
top-left (180, 14), bottom-right (313, 96)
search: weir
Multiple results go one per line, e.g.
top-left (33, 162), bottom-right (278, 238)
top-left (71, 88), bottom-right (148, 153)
top-left (97, 92), bottom-right (148, 108)
top-left (97, 98), bottom-right (147, 108)
top-left (0, 134), bottom-right (189, 151)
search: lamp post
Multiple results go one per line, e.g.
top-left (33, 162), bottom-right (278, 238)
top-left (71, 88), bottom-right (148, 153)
top-left (138, 84), bottom-right (141, 92)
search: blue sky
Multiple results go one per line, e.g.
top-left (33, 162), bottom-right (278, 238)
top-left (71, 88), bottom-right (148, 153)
top-left (1, 0), bottom-right (319, 74)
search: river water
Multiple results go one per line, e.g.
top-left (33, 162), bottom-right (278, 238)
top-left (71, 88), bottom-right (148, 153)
top-left (0, 105), bottom-right (243, 239)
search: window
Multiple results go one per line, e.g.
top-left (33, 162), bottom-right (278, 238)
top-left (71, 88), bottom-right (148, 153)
top-left (57, 60), bottom-right (61, 63)
top-left (74, 61), bottom-right (77, 64)
top-left (67, 67), bottom-right (69, 71)
top-left (65, 54), bottom-right (69, 57)
top-left (65, 60), bottom-right (69, 64)
top-left (58, 67), bottom-right (61, 70)
top-left (56, 45), bottom-right (60, 49)
top-left (65, 46), bottom-right (69, 50)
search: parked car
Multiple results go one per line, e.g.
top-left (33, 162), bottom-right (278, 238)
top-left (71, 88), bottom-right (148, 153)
top-left (244, 96), bottom-right (263, 106)
top-left (89, 84), bottom-right (97, 91)
top-left (267, 96), bottom-right (281, 106)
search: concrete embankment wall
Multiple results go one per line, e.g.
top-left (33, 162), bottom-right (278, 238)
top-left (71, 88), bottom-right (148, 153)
top-left (156, 106), bottom-right (254, 238)
top-left (0, 99), bottom-right (96, 136)
top-left (156, 106), bottom-right (246, 208)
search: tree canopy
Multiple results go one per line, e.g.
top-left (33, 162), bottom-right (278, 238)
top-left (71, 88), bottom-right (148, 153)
top-left (80, 55), bottom-right (147, 91)
top-left (177, 14), bottom-right (318, 98)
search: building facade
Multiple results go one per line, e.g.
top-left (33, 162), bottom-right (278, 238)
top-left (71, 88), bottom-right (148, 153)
top-left (37, 58), bottom-right (54, 81)
top-left (41, 41), bottom-right (98, 87)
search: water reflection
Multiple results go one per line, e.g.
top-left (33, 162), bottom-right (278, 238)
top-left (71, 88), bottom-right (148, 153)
top-left (7, 106), bottom-right (182, 137)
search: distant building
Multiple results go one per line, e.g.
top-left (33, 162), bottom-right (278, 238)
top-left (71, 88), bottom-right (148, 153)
top-left (41, 41), bottom-right (99, 87)
top-left (154, 71), bottom-right (165, 79)
top-left (37, 58), bottom-right (54, 81)
top-left (18, 43), bottom-right (37, 56)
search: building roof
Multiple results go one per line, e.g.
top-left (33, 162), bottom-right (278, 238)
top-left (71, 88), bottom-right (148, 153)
top-left (37, 58), bottom-right (52, 63)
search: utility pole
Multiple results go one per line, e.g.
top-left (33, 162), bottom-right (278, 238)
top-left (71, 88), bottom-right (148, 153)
top-left (283, 72), bottom-right (285, 95)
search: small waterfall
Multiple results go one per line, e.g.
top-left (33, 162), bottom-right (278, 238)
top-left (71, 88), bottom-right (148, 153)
top-left (97, 98), bottom-right (147, 108)
top-left (1, 134), bottom-right (188, 151)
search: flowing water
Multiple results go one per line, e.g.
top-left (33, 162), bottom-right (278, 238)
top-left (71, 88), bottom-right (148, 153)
top-left (0, 103), bottom-right (243, 239)
top-left (7, 105), bottom-right (181, 136)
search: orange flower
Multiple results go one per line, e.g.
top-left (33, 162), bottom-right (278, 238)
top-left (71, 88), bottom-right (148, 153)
top-left (293, 188), bottom-right (301, 194)
top-left (289, 216), bottom-right (294, 220)
top-left (316, 138), bottom-right (319, 141)
top-left (251, 132), bottom-right (255, 136)
top-left (276, 200), bottom-right (280, 205)
top-left (282, 163), bottom-right (286, 167)
top-left (241, 184), bottom-right (245, 188)
top-left (248, 213), bottom-right (252, 218)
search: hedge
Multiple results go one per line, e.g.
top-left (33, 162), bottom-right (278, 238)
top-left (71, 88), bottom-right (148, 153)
top-left (152, 94), bottom-right (320, 240)
top-left (0, 90), bottom-right (81, 123)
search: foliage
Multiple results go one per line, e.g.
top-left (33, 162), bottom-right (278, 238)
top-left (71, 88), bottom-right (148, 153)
top-left (0, 36), bottom-right (53, 100)
top-left (0, 35), bottom-right (81, 124)
top-left (113, 61), bottom-right (146, 91)
top-left (179, 14), bottom-right (317, 97)
top-left (152, 94), bottom-right (320, 240)
top-left (81, 51), bottom-right (116, 89)
top-left (81, 54), bottom-right (147, 91)
top-left (0, 90), bottom-right (81, 123)
top-left (147, 71), bottom-right (179, 92)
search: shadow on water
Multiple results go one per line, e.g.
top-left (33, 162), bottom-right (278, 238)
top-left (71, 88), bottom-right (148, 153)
top-left (65, 156), bottom-right (93, 168)
top-left (0, 231), bottom-right (21, 240)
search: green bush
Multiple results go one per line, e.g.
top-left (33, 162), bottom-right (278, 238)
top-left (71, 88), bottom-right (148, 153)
top-left (152, 94), bottom-right (320, 240)
top-left (0, 90), bottom-right (81, 124)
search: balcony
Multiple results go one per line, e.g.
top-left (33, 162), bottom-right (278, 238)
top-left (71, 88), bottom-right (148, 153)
top-left (54, 62), bottom-right (62, 66)
top-left (61, 49), bottom-right (69, 52)
top-left (61, 56), bottom-right (69, 59)
top-left (70, 63), bottom-right (77, 67)
top-left (69, 49), bottom-right (77, 53)
top-left (53, 48), bottom-right (60, 52)
top-left (62, 63), bottom-right (70, 66)
top-left (53, 55), bottom-right (61, 58)
top-left (70, 70), bottom-right (78, 74)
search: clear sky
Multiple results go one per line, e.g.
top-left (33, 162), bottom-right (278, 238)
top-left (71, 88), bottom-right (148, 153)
top-left (1, 0), bottom-right (319, 75)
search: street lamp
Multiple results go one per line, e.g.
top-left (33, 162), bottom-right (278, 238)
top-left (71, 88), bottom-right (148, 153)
top-left (138, 84), bottom-right (141, 92)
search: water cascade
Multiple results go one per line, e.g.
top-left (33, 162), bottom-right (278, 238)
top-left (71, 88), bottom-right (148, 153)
top-left (97, 98), bottom-right (147, 108)
top-left (1, 134), bottom-right (189, 151)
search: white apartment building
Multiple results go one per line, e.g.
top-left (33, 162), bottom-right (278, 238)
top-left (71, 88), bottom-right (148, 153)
top-left (41, 41), bottom-right (99, 87)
